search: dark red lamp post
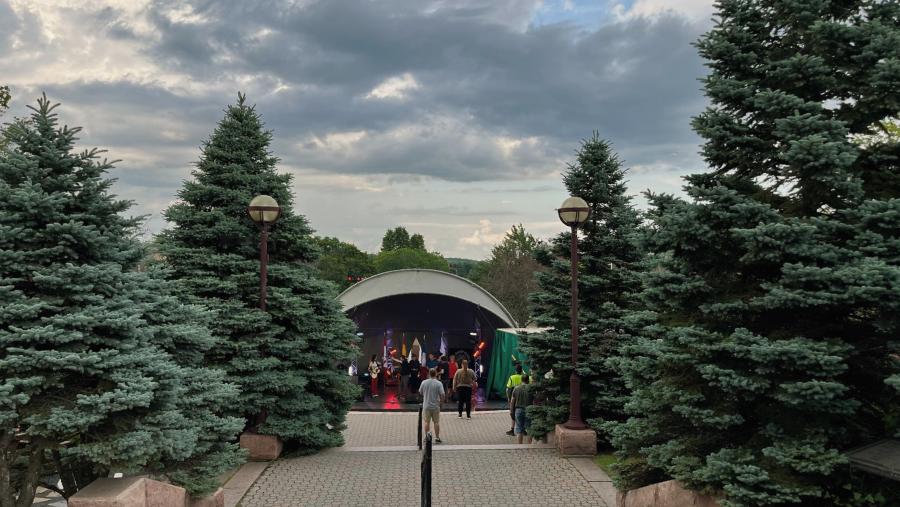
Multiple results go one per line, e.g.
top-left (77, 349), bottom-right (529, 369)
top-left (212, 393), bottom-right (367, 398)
top-left (248, 195), bottom-right (281, 311)
top-left (557, 196), bottom-right (591, 430)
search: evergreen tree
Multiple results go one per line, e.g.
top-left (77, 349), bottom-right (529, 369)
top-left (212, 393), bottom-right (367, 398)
top-left (158, 94), bottom-right (358, 450)
top-left (607, 2), bottom-right (900, 505)
top-left (0, 96), bottom-right (240, 506)
top-left (520, 134), bottom-right (643, 445)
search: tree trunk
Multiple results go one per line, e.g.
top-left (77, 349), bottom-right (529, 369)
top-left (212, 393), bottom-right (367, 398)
top-left (14, 444), bottom-right (42, 507)
top-left (0, 432), bottom-right (15, 507)
top-left (52, 450), bottom-right (79, 498)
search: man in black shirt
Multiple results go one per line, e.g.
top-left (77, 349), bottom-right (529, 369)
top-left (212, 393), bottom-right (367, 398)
top-left (437, 355), bottom-right (450, 396)
top-left (409, 357), bottom-right (422, 396)
top-left (398, 356), bottom-right (411, 399)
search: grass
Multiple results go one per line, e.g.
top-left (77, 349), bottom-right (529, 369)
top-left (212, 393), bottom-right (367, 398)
top-left (594, 452), bottom-right (618, 476)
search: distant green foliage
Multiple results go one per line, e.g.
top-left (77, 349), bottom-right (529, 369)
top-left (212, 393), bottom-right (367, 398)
top-left (606, 2), bottom-right (900, 505)
top-left (373, 247), bottom-right (450, 273)
top-left (313, 236), bottom-right (375, 290)
top-left (521, 134), bottom-right (644, 445)
top-left (158, 94), bottom-right (358, 451)
top-left (0, 96), bottom-right (241, 505)
top-left (381, 226), bottom-right (426, 252)
top-left (447, 257), bottom-right (482, 279)
top-left (472, 224), bottom-right (544, 325)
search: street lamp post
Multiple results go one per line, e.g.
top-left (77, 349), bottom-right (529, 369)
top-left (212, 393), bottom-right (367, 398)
top-left (248, 195), bottom-right (281, 311)
top-left (557, 196), bottom-right (591, 430)
top-left (240, 195), bottom-right (284, 459)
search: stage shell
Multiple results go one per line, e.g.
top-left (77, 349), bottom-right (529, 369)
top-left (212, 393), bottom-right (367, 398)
top-left (337, 269), bottom-right (518, 328)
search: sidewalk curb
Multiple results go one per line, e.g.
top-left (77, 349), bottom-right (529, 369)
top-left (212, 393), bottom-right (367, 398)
top-left (223, 462), bottom-right (268, 507)
top-left (568, 457), bottom-right (619, 507)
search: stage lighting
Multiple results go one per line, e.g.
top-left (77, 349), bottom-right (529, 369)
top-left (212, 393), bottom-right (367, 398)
top-left (469, 332), bottom-right (477, 336)
top-left (356, 332), bottom-right (364, 336)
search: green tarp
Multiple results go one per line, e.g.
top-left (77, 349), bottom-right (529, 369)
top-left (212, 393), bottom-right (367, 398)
top-left (485, 329), bottom-right (530, 399)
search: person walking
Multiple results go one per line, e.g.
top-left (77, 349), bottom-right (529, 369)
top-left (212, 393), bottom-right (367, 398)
top-left (368, 354), bottom-right (380, 398)
top-left (452, 359), bottom-right (476, 418)
top-left (398, 356), bottom-right (411, 399)
top-left (419, 368), bottom-right (445, 443)
top-left (510, 374), bottom-right (533, 444)
top-left (505, 364), bottom-right (524, 436)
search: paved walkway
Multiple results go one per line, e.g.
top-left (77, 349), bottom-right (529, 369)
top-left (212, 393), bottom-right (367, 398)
top-left (342, 410), bottom-right (523, 447)
top-left (238, 411), bottom-right (615, 507)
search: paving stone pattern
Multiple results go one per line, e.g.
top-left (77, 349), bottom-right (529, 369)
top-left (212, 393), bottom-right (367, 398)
top-left (240, 448), bottom-right (606, 507)
top-left (342, 411), bottom-right (519, 447)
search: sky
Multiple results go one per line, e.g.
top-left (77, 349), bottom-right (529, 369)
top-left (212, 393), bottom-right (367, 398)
top-left (1, 0), bottom-right (717, 259)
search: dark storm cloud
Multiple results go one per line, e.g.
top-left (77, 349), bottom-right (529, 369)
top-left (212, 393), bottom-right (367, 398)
top-left (11, 0), bottom-right (710, 186)
top-left (0, 1), bottom-right (17, 52)
top-left (114, 0), bottom-right (710, 180)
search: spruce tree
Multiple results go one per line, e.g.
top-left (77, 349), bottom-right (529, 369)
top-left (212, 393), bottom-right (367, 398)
top-left (520, 134), bottom-right (643, 444)
top-left (606, 2), bottom-right (900, 505)
top-left (158, 94), bottom-right (358, 450)
top-left (0, 96), bottom-right (241, 506)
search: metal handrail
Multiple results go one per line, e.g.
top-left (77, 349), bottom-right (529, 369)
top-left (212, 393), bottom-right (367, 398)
top-left (421, 432), bottom-right (433, 507)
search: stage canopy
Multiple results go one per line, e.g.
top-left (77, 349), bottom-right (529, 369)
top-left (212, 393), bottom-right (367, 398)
top-left (338, 269), bottom-right (518, 328)
top-left (338, 269), bottom-right (518, 369)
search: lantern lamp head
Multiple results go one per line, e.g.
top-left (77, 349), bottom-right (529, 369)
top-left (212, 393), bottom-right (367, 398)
top-left (248, 195), bottom-right (281, 224)
top-left (557, 196), bottom-right (591, 227)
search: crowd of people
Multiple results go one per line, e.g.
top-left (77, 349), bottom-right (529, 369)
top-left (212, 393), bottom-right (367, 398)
top-left (365, 353), bottom-right (535, 445)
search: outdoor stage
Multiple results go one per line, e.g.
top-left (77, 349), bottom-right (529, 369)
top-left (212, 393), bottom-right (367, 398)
top-left (351, 385), bottom-right (508, 412)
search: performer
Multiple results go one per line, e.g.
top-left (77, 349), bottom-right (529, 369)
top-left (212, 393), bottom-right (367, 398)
top-left (368, 354), bottom-right (380, 398)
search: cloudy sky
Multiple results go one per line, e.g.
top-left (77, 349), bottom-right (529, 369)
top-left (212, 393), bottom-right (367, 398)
top-left (1, 0), bottom-right (716, 259)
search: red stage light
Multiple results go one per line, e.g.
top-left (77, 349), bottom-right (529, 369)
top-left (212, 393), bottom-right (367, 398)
top-left (477, 341), bottom-right (486, 350)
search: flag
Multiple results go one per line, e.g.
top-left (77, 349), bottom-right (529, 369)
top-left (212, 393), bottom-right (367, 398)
top-left (401, 334), bottom-right (407, 358)
top-left (440, 331), bottom-right (448, 357)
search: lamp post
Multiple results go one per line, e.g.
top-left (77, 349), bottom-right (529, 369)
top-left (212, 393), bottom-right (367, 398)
top-left (557, 196), bottom-right (591, 430)
top-left (248, 195), bottom-right (281, 311)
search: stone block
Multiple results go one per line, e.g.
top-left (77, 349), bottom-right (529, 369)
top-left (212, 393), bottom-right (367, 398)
top-left (144, 479), bottom-right (187, 507)
top-left (189, 488), bottom-right (224, 507)
top-left (240, 432), bottom-right (282, 460)
top-left (617, 480), bottom-right (721, 507)
top-left (69, 477), bottom-right (146, 507)
top-left (555, 424), bottom-right (597, 456)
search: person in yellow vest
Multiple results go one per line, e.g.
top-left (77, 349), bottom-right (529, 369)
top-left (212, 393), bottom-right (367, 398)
top-left (505, 363), bottom-right (524, 436)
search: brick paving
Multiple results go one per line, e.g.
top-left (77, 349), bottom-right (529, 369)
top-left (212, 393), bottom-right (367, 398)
top-left (342, 410), bottom-right (521, 447)
top-left (241, 448), bottom-right (605, 507)
top-left (239, 410), bottom-right (609, 507)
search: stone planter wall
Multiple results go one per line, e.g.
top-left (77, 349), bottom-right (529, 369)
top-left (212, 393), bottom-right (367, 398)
top-left (69, 478), bottom-right (225, 507)
top-left (617, 479), bottom-right (722, 507)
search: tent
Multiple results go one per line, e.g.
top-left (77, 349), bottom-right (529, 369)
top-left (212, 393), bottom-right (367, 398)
top-left (484, 328), bottom-right (548, 399)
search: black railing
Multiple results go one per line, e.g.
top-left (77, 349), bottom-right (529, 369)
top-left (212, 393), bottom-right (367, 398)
top-left (421, 432), bottom-right (433, 507)
top-left (417, 404), bottom-right (423, 450)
